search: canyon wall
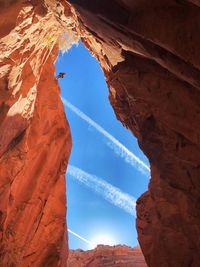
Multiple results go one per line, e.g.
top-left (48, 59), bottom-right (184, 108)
top-left (0, 1), bottom-right (74, 266)
top-left (1, 0), bottom-right (200, 266)
top-left (68, 245), bottom-right (147, 267)
top-left (67, 1), bottom-right (200, 267)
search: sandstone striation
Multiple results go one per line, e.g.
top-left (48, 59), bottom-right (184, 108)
top-left (67, 1), bottom-right (200, 266)
top-left (67, 245), bottom-right (147, 267)
top-left (1, 0), bottom-right (200, 267)
top-left (0, 1), bottom-right (75, 266)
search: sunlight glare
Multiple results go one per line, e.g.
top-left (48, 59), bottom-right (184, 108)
top-left (91, 234), bottom-right (117, 248)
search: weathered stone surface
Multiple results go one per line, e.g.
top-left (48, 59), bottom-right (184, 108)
top-left (0, 1), bottom-right (74, 266)
top-left (67, 1), bottom-right (200, 266)
top-left (68, 245), bottom-right (147, 267)
top-left (1, 0), bottom-right (200, 266)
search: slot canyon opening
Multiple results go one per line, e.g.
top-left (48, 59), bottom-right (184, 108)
top-left (55, 41), bottom-right (150, 251)
top-left (1, 1), bottom-right (200, 266)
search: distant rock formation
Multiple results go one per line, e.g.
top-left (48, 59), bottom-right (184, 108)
top-left (68, 245), bottom-right (147, 267)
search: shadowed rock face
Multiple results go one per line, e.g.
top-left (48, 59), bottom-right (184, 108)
top-left (68, 245), bottom-right (147, 267)
top-left (1, 0), bottom-right (200, 266)
top-left (67, 1), bottom-right (200, 266)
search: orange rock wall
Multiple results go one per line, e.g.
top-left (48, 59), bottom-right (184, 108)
top-left (68, 245), bottom-right (147, 267)
top-left (0, 1), bottom-right (73, 266)
top-left (1, 1), bottom-right (200, 267)
top-left (67, 1), bottom-right (200, 266)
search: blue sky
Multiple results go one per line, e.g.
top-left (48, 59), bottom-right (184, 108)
top-left (55, 41), bottom-right (150, 250)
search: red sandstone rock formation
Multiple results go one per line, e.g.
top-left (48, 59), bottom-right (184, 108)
top-left (0, 1), bottom-right (75, 266)
top-left (67, 1), bottom-right (200, 266)
top-left (1, 0), bottom-right (200, 266)
top-left (67, 245), bottom-right (147, 267)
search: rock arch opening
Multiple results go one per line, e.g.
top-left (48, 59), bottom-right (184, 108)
top-left (1, 1), bottom-right (200, 266)
top-left (55, 41), bottom-right (150, 251)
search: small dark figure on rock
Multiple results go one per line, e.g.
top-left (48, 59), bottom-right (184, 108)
top-left (56, 72), bottom-right (66, 80)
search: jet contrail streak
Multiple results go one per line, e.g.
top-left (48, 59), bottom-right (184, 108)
top-left (62, 98), bottom-right (150, 175)
top-left (67, 165), bottom-right (136, 216)
top-left (68, 228), bottom-right (94, 247)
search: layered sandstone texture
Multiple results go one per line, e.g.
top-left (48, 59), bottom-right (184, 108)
top-left (67, 1), bottom-right (200, 267)
top-left (0, 1), bottom-right (75, 266)
top-left (67, 245), bottom-right (147, 267)
top-left (1, 1), bottom-right (200, 267)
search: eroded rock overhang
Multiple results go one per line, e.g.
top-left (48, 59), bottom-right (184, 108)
top-left (67, 1), bottom-right (200, 267)
top-left (1, 1), bottom-right (200, 267)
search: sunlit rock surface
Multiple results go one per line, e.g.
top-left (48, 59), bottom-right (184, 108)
top-left (1, 0), bottom-right (200, 266)
top-left (68, 245), bottom-right (147, 267)
top-left (0, 1), bottom-right (73, 266)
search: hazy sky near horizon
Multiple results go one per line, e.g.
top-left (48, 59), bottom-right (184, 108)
top-left (55, 41), bottom-right (150, 250)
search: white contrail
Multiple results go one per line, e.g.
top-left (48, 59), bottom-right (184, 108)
top-left (67, 165), bottom-right (136, 216)
top-left (62, 98), bottom-right (150, 175)
top-left (68, 228), bottom-right (94, 247)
